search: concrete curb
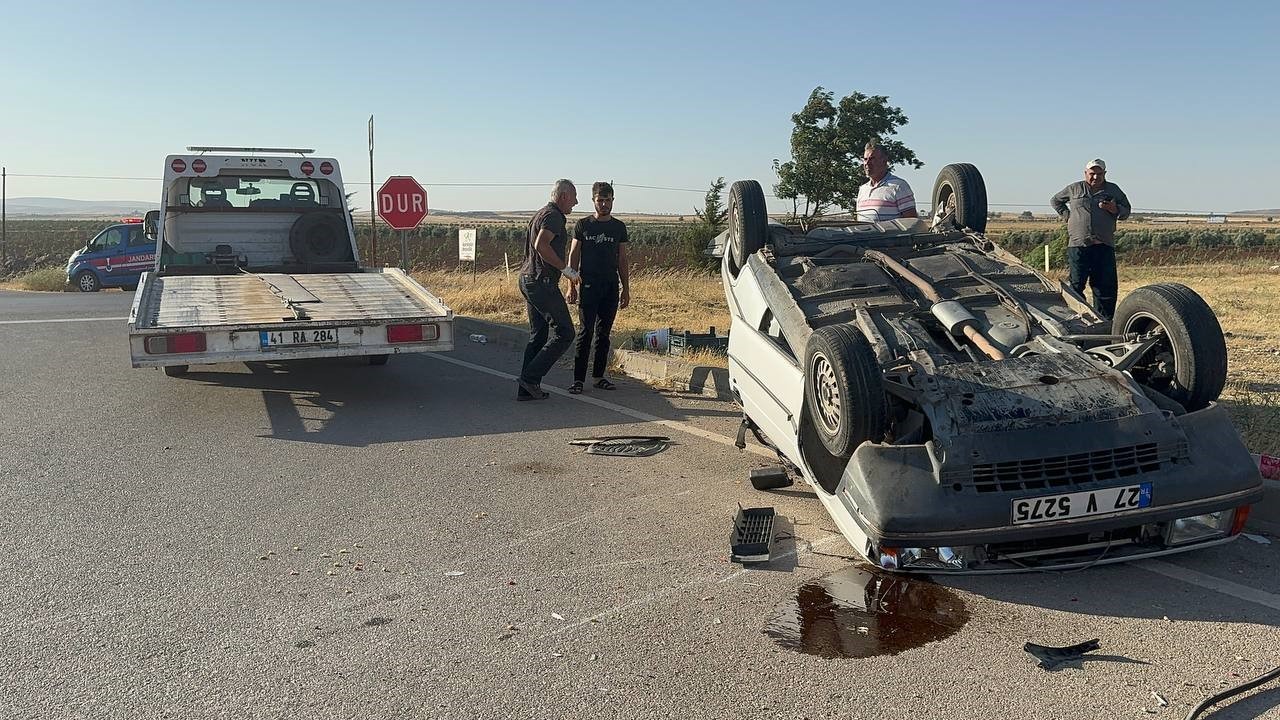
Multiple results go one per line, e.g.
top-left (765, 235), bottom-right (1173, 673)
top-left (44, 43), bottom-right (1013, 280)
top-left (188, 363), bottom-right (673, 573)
top-left (451, 316), bottom-right (1277, 534)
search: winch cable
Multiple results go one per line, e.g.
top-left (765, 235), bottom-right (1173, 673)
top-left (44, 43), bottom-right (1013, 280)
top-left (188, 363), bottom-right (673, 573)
top-left (1185, 665), bottom-right (1280, 720)
top-left (862, 249), bottom-right (1006, 360)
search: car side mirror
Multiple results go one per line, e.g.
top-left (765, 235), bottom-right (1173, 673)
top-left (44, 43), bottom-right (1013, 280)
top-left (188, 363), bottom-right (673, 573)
top-left (144, 210), bottom-right (160, 240)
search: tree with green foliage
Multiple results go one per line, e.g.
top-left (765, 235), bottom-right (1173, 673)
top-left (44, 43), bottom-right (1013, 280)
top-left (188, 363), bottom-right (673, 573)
top-left (773, 87), bottom-right (922, 226)
top-left (681, 177), bottom-right (729, 271)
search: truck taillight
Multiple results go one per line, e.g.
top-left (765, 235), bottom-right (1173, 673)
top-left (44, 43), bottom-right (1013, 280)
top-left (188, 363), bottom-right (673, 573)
top-left (192, 159), bottom-right (207, 173)
top-left (145, 333), bottom-right (207, 354)
top-left (319, 161), bottom-right (333, 175)
top-left (301, 161), bottom-right (314, 176)
top-left (171, 158), bottom-right (187, 173)
top-left (387, 324), bottom-right (439, 343)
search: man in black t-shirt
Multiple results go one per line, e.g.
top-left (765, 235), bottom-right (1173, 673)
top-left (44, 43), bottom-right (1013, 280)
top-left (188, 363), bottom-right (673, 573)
top-left (566, 181), bottom-right (630, 394)
top-left (517, 179), bottom-right (580, 401)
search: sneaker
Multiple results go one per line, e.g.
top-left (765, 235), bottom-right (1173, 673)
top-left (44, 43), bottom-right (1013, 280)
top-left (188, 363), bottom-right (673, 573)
top-left (517, 379), bottom-right (548, 400)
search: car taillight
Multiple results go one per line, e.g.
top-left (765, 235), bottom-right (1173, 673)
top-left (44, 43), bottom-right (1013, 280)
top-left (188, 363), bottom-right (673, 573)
top-left (1230, 505), bottom-right (1251, 535)
top-left (170, 158), bottom-right (187, 173)
top-left (145, 333), bottom-right (207, 354)
top-left (386, 324), bottom-right (439, 343)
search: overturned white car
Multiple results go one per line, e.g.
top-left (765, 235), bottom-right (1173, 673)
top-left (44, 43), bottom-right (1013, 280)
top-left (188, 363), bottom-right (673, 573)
top-left (722, 164), bottom-right (1262, 573)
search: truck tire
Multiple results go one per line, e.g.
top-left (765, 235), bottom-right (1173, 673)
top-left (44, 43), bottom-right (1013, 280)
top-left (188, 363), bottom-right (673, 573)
top-left (289, 211), bottom-right (351, 263)
top-left (803, 324), bottom-right (888, 458)
top-left (932, 163), bottom-right (988, 233)
top-left (1112, 283), bottom-right (1226, 411)
top-left (163, 365), bottom-right (189, 377)
top-left (74, 271), bottom-right (101, 293)
top-left (727, 180), bottom-right (768, 277)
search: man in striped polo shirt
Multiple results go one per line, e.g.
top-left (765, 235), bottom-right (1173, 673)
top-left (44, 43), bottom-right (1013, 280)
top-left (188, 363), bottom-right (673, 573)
top-left (855, 141), bottom-right (918, 222)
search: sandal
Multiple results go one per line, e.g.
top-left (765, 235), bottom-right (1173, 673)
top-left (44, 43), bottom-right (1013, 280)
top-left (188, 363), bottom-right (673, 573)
top-left (569, 381), bottom-right (583, 394)
top-left (593, 377), bottom-right (616, 391)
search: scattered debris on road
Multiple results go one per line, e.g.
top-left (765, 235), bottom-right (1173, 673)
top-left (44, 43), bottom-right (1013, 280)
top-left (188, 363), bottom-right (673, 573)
top-left (569, 435), bottom-right (672, 457)
top-left (1023, 638), bottom-right (1102, 670)
top-left (730, 505), bottom-right (776, 563)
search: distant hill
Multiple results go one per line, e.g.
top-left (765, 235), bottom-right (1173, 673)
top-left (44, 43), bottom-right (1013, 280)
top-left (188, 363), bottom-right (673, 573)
top-left (1229, 209), bottom-right (1280, 216)
top-left (6, 197), bottom-right (158, 217)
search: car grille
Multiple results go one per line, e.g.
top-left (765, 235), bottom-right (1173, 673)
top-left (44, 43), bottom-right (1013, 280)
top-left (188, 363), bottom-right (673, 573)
top-left (947, 441), bottom-right (1187, 493)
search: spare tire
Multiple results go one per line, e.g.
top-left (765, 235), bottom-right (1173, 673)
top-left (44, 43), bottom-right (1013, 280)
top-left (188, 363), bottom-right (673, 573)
top-left (932, 163), bottom-right (988, 233)
top-left (289, 211), bottom-right (351, 263)
top-left (803, 324), bottom-right (888, 458)
top-left (1112, 283), bottom-right (1226, 411)
top-left (727, 180), bottom-right (768, 277)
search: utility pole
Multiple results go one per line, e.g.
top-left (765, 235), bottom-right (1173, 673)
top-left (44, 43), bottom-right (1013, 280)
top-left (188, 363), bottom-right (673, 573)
top-left (368, 115), bottom-right (377, 266)
top-left (2, 166), bottom-right (6, 265)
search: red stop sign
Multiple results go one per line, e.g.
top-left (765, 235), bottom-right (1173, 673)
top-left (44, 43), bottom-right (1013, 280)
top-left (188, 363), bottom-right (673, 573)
top-left (377, 176), bottom-right (429, 230)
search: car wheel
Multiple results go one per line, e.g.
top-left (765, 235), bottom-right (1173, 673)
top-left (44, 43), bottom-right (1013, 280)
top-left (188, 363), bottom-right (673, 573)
top-left (803, 324), bottom-right (888, 457)
top-left (727, 180), bottom-right (768, 278)
top-left (74, 271), bottom-right (101, 293)
top-left (1112, 283), bottom-right (1226, 411)
top-left (163, 365), bottom-right (189, 377)
top-left (367, 354), bottom-right (390, 366)
top-left (931, 163), bottom-right (988, 233)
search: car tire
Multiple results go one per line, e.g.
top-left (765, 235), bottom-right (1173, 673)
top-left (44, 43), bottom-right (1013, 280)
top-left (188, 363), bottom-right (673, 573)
top-left (1112, 283), bottom-right (1226, 411)
top-left (74, 271), bottom-right (101, 293)
top-left (289, 211), bottom-right (351, 263)
top-left (163, 365), bottom-right (189, 377)
top-left (367, 354), bottom-right (390, 366)
top-left (932, 163), bottom-right (988, 233)
top-left (727, 180), bottom-right (768, 277)
top-left (803, 324), bottom-right (888, 458)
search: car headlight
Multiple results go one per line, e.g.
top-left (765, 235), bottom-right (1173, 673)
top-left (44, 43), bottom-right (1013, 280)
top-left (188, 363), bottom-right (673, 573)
top-left (1165, 510), bottom-right (1232, 546)
top-left (877, 546), bottom-right (968, 571)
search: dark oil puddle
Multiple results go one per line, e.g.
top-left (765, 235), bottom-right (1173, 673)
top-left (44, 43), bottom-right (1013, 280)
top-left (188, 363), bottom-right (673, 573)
top-left (764, 566), bottom-right (969, 659)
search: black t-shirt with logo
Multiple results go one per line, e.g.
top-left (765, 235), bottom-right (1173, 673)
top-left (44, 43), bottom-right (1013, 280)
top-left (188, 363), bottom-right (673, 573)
top-left (520, 202), bottom-right (568, 282)
top-left (572, 216), bottom-right (628, 282)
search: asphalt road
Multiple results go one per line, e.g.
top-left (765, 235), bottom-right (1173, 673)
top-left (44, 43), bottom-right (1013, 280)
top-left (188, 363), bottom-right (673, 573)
top-left (3, 289), bottom-right (1280, 720)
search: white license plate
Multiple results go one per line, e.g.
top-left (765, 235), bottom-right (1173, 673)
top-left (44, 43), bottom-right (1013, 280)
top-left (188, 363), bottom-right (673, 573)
top-left (1012, 483), bottom-right (1152, 525)
top-left (260, 328), bottom-right (338, 348)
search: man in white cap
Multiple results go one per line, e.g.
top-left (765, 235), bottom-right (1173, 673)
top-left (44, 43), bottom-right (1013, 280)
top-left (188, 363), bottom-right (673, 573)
top-left (1050, 159), bottom-right (1131, 319)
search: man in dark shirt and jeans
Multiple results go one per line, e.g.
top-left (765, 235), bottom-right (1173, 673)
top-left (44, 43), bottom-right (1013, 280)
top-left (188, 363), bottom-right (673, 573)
top-left (566, 182), bottom-right (630, 394)
top-left (517, 179), bottom-right (579, 401)
top-left (1050, 158), bottom-right (1131, 319)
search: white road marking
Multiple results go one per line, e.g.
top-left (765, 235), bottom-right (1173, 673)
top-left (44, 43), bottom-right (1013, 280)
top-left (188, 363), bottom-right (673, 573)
top-left (1140, 560), bottom-right (1280, 612)
top-left (429, 353), bottom-right (775, 458)
top-left (0, 316), bottom-right (128, 325)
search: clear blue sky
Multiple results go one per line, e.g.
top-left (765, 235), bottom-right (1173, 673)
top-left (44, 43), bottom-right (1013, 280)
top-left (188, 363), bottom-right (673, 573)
top-left (2, 0), bottom-right (1277, 215)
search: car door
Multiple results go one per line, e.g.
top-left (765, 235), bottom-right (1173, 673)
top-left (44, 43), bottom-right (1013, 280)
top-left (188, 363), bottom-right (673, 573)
top-left (121, 223), bottom-right (157, 285)
top-left (93, 226), bottom-right (129, 286)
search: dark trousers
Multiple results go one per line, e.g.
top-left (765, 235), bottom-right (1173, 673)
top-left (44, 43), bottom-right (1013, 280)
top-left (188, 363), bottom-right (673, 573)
top-left (519, 276), bottom-right (574, 384)
top-left (574, 280), bottom-right (620, 382)
top-left (1067, 244), bottom-right (1118, 320)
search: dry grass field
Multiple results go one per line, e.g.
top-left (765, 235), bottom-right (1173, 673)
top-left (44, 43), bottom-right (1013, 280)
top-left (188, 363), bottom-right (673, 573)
top-left (419, 262), bottom-right (1280, 455)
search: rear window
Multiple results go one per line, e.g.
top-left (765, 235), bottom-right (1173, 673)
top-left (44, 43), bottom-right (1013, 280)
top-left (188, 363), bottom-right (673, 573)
top-left (171, 175), bottom-right (341, 210)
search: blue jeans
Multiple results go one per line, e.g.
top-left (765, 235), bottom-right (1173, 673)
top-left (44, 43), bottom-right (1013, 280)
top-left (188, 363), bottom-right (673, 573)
top-left (519, 275), bottom-right (574, 385)
top-left (1067, 244), bottom-right (1118, 320)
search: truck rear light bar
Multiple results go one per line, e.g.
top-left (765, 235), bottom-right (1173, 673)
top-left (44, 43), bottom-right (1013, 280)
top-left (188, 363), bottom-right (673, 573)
top-left (145, 333), bottom-right (207, 355)
top-left (386, 323), bottom-right (439, 344)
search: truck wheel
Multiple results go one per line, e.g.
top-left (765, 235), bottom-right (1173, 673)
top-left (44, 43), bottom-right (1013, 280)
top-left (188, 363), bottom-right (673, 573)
top-left (803, 324), bottom-right (888, 458)
top-left (74, 271), bottom-right (101, 293)
top-left (163, 365), bottom-right (189, 377)
top-left (289, 211), bottom-right (351, 263)
top-left (932, 163), bottom-right (988, 233)
top-left (1112, 283), bottom-right (1226, 411)
top-left (367, 354), bottom-right (390, 366)
top-left (727, 180), bottom-right (768, 277)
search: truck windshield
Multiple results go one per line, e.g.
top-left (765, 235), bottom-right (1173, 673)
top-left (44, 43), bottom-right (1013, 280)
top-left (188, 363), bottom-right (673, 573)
top-left (172, 176), bottom-right (340, 211)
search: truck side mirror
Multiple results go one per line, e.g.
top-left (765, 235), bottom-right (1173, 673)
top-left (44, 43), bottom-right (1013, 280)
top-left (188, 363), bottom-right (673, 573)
top-left (144, 210), bottom-right (159, 240)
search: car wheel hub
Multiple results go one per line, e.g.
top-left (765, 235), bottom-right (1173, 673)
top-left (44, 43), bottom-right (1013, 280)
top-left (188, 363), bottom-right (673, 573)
top-left (812, 353), bottom-right (842, 434)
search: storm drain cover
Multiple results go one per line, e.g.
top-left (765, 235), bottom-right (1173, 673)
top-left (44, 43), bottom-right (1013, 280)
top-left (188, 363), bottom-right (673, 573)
top-left (572, 436), bottom-right (672, 457)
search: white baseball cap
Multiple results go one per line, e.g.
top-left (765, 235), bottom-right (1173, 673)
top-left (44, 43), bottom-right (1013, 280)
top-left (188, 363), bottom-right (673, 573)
top-left (1085, 158), bottom-right (1106, 171)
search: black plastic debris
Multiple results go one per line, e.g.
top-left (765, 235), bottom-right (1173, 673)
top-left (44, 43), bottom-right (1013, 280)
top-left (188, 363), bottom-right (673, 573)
top-left (730, 505), bottom-right (776, 563)
top-left (570, 436), bottom-right (672, 457)
top-left (1024, 638), bottom-right (1101, 670)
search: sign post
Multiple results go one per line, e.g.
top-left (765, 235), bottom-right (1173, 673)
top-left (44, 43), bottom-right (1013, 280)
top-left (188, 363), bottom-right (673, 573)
top-left (376, 176), bottom-right (429, 272)
top-left (459, 228), bottom-right (477, 282)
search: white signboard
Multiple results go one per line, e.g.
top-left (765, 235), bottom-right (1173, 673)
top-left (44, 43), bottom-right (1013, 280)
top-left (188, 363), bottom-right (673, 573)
top-left (458, 228), bottom-right (477, 261)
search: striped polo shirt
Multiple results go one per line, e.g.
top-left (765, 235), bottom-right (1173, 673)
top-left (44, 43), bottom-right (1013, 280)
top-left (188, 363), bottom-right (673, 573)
top-left (855, 173), bottom-right (916, 222)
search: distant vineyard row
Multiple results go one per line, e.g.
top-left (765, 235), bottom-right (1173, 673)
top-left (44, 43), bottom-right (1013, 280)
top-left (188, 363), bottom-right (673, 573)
top-left (2, 219), bottom-right (1278, 278)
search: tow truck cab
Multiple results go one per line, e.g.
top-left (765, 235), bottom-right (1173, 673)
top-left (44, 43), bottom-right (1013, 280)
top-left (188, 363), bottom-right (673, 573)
top-left (66, 219), bottom-right (157, 292)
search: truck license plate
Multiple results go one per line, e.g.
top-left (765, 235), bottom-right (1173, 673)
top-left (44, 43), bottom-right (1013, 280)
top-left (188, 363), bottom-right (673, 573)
top-left (260, 328), bottom-right (338, 348)
top-left (1012, 483), bottom-right (1152, 525)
